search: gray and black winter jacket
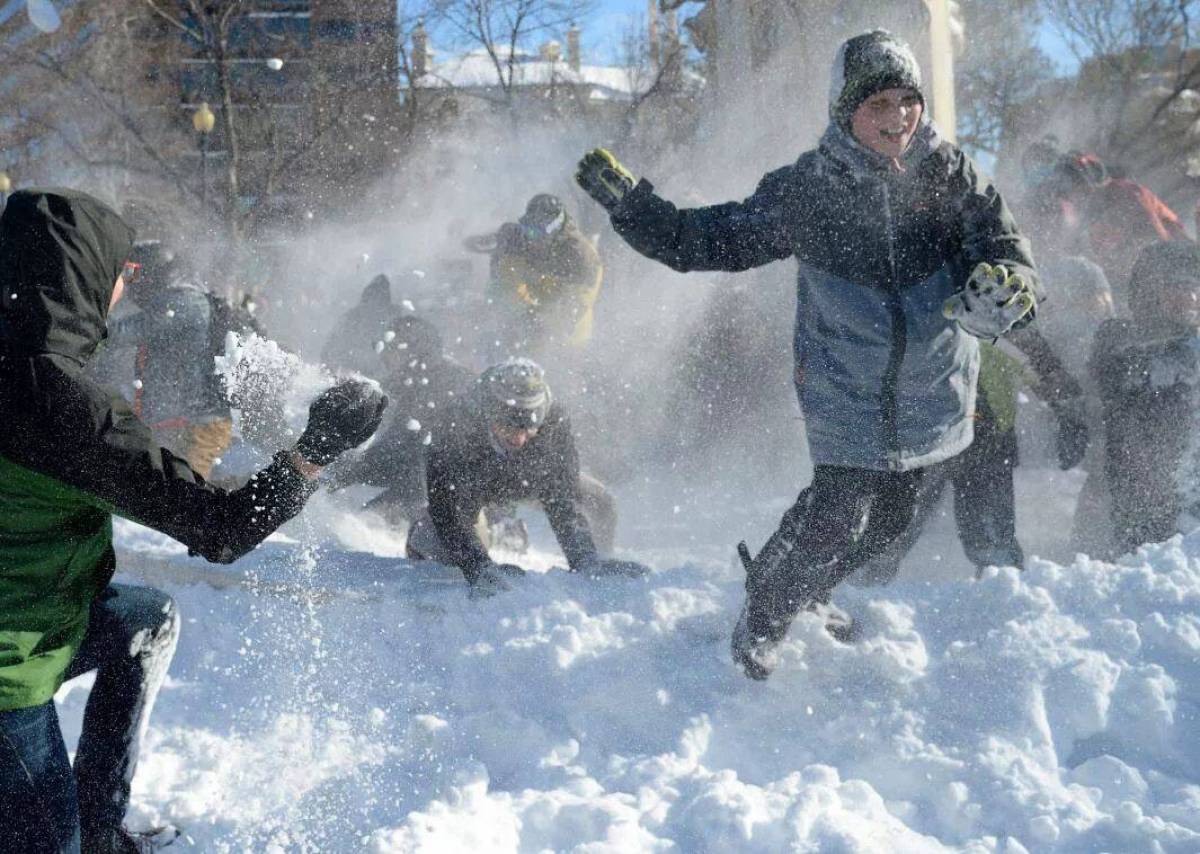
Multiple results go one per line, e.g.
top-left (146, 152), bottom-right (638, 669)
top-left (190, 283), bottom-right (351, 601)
top-left (610, 121), bottom-right (1038, 471)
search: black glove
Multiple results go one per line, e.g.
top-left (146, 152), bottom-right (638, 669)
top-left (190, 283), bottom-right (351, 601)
top-left (575, 148), bottom-right (636, 211)
top-left (575, 558), bottom-right (651, 579)
top-left (295, 379), bottom-right (388, 466)
top-left (467, 561), bottom-right (527, 596)
top-left (1052, 397), bottom-right (1089, 470)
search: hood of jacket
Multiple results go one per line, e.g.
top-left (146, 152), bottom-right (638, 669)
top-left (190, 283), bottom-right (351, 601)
top-left (0, 188), bottom-right (134, 363)
top-left (359, 274), bottom-right (393, 308)
top-left (817, 117), bottom-right (942, 179)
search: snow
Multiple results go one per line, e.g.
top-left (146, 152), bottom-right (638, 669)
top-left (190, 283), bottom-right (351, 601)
top-left (46, 460), bottom-right (1200, 852)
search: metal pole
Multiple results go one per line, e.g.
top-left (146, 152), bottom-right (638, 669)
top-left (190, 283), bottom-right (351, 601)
top-left (200, 132), bottom-right (209, 214)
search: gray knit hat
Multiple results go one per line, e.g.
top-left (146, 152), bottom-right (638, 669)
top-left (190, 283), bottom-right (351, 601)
top-left (829, 30), bottom-right (924, 131)
top-left (478, 358), bottom-right (553, 429)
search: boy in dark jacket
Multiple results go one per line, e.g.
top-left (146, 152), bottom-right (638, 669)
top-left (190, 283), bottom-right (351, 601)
top-left (576, 30), bottom-right (1039, 679)
top-left (467, 194), bottom-right (604, 356)
top-left (0, 189), bottom-right (386, 853)
top-left (1093, 241), bottom-right (1200, 557)
top-left (108, 239), bottom-right (266, 478)
top-left (405, 359), bottom-right (644, 593)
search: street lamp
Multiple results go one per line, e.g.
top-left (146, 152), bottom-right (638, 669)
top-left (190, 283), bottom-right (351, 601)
top-left (192, 102), bottom-right (216, 212)
top-left (0, 171), bottom-right (11, 209)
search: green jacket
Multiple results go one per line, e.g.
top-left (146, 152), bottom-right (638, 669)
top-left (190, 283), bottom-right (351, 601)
top-left (0, 189), bottom-right (317, 710)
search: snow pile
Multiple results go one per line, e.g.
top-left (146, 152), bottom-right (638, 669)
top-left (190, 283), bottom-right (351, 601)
top-left (71, 493), bottom-right (1200, 852)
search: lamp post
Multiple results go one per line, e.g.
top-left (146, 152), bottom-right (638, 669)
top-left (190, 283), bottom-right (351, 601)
top-left (192, 102), bottom-right (216, 213)
top-left (0, 171), bottom-right (11, 210)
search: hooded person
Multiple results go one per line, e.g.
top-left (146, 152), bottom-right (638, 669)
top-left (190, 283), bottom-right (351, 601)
top-left (576, 30), bottom-right (1040, 679)
top-left (0, 189), bottom-right (387, 853)
top-left (481, 194), bottom-right (604, 356)
top-left (1091, 241), bottom-right (1200, 558)
top-left (320, 273), bottom-right (395, 374)
top-left (105, 239), bottom-right (244, 479)
top-left (405, 359), bottom-right (642, 593)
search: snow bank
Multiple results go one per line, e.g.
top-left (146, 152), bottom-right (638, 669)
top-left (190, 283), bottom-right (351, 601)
top-left (65, 491), bottom-right (1200, 851)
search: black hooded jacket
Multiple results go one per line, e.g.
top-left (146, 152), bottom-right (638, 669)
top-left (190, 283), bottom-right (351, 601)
top-left (425, 393), bottom-right (597, 576)
top-left (0, 188), bottom-right (316, 564)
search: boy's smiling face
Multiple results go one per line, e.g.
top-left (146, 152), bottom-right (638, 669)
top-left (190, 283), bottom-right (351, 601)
top-left (851, 87), bottom-right (923, 159)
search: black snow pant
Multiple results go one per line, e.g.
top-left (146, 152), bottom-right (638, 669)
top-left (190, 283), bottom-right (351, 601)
top-left (855, 413), bottom-right (1024, 586)
top-left (743, 464), bottom-right (933, 641)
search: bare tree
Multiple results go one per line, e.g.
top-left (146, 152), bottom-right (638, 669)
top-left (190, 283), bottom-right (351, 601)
top-left (436, 0), bottom-right (595, 104)
top-left (955, 0), bottom-right (1055, 158)
top-left (1038, 0), bottom-right (1200, 194)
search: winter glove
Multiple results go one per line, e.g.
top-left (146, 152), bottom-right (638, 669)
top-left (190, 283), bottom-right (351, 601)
top-left (943, 263), bottom-right (1036, 339)
top-left (575, 557), bottom-right (651, 579)
top-left (1050, 396), bottom-right (1089, 470)
top-left (575, 148), bottom-right (636, 211)
top-left (295, 379), bottom-right (389, 466)
top-left (467, 561), bottom-right (527, 597)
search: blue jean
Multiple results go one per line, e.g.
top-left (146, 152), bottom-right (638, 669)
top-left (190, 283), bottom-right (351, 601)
top-left (0, 584), bottom-right (180, 854)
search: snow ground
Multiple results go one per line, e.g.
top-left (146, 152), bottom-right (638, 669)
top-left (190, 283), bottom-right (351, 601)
top-left (54, 465), bottom-right (1200, 853)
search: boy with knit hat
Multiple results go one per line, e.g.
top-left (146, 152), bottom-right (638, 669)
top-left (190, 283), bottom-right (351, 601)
top-left (405, 359), bottom-right (643, 593)
top-left (575, 30), bottom-right (1040, 679)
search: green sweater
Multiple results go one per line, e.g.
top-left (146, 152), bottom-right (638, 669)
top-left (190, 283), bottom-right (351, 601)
top-left (0, 455), bottom-right (114, 710)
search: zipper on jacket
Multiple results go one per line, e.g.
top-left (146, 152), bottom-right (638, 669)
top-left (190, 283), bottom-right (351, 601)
top-left (879, 181), bottom-right (907, 469)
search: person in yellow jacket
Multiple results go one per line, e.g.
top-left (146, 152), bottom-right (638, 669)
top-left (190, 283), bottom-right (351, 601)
top-left (470, 194), bottom-right (602, 356)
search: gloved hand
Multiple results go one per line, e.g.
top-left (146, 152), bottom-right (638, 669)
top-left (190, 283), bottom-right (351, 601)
top-left (944, 263), bottom-right (1037, 338)
top-left (295, 379), bottom-right (388, 466)
top-left (575, 148), bottom-right (637, 211)
top-left (1051, 396), bottom-right (1090, 470)
top-left (467, 561), bottom-right (527, 597)
top-left (575, 557), bottom-right (651, 579)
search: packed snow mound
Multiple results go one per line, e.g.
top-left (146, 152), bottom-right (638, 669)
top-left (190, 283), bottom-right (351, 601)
top-left (69, 508), bottom-right (1200, 851)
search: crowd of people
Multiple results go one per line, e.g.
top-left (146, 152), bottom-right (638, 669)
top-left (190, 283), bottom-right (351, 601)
top-left (3, 26), bottom-right (1200, 853)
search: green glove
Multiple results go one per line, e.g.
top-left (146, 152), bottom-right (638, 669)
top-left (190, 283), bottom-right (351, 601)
top-left (575, 148), bottom-right (636, 211)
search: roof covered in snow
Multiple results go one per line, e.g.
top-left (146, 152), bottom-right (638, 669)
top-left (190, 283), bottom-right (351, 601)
top-left (414, 47), bottom-right (652, 99)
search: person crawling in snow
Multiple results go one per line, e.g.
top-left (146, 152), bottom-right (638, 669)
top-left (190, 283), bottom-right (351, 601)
top-left (575, 30), bottom-right (1041, 679)
top-left (0, 189), bottom-right (387, 853)
top-left (404, 358), bottom-right (644, 594)
top-left (1092, 241), bottom-right (1200, 558)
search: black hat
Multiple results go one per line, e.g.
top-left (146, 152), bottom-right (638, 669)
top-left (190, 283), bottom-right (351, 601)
top-left (127, 239), bottom-right (184, 294)
top-left (378, 310), bottom-right (443, 361)
top-left (520, 194), bottom-right (566, 236)
top-left (478, 358), bottom-right (552, 429)
top-left (829, 30), bottom-right (924, 131)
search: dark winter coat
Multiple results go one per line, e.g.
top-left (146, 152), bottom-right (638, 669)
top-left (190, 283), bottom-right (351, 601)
top-left (109, 281), bottom-right (228, 427)
top-left (1092, 318), bottom-right (1200, 554)
top-left (321, 274), bottom-right (394, 374)
top-left (610, 121), bottom-right (1038, 471)
top-left (425, 394), bottom-right (597, 577)
top-left (0, 189), bottom-right (316, 709)
top-left (338, 354), bottom-right (476, 505)
top-left (491, 216), bottom-right (603, 347)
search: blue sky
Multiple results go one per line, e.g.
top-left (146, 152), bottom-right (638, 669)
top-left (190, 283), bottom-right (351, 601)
top-left (582, 1), bottom-right (1082, 74)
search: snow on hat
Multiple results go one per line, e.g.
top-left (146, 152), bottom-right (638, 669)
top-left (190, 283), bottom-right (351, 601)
top-left (478, 358), bottom-right (552, 429)
top-left (829, 30), bottom-right (924, 130)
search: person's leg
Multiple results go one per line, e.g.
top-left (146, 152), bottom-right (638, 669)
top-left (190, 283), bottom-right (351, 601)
top-left (951, 426), bottom-right (1024, 573)
top-left (64, 585), bottom-right (179, 846)
top-left (850, 470), bottom-right (947, 587)
top-left (733, 465), bottom-right (930, 678)
top-left (578, 472), bottom-right (617, 555)
top-left (0, 702), bottom-right (81, 853)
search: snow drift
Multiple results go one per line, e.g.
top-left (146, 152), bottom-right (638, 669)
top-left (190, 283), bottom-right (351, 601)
top-left (49, 473), bottom-right (1200, 853)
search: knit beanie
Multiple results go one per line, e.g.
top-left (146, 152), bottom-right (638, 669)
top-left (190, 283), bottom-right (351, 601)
top-left (829, 30), bottom-right (924, 131)
top-left (478, 358), bottom-right (553, 429)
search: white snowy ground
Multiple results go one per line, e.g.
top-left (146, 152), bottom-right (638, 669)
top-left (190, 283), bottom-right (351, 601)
top-left (47, 458), bottom-right (1200, 853)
